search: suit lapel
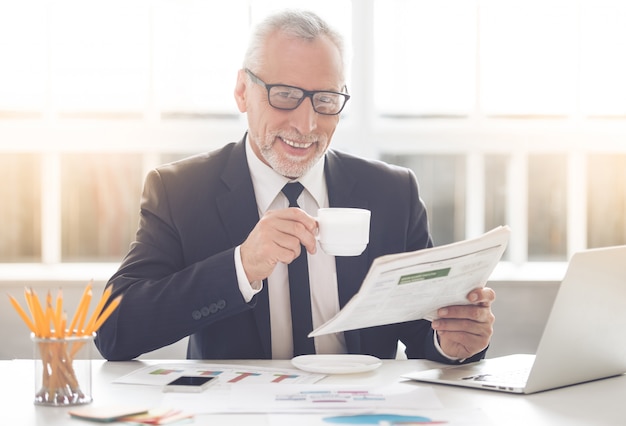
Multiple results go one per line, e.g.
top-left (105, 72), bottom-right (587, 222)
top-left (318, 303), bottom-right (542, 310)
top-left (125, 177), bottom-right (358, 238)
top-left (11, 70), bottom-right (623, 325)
top-left (216, 137), bottom-right (272, 359)
top-left (216, 139), bottom-right (259, 245)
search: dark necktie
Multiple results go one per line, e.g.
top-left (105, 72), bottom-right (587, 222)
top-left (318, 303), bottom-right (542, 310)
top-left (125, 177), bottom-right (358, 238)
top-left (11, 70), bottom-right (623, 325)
top-left (281, 182), bottom-right (316, 356)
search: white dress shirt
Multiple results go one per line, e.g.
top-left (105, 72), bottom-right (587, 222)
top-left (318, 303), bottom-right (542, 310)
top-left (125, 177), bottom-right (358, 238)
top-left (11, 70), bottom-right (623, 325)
top-left (233, 139), bottom-right (347, 359)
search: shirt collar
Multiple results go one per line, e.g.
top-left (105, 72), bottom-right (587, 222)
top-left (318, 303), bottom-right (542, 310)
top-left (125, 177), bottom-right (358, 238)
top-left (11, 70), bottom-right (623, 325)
top-left (245, 134), bottom-right (327, 213)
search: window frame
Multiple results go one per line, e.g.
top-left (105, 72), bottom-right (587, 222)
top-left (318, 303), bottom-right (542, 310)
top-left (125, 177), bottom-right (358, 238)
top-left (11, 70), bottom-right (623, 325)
top-left (2, 0), bottom-right (626, 285)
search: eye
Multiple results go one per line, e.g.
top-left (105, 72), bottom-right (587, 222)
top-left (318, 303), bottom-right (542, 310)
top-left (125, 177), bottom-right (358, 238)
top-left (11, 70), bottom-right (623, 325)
top-left (316, 94), bottom-right (337, 104)
top-left (273, 86), bottom-right (303, 99)
top-left (273, 89), bottom-right (290, 99)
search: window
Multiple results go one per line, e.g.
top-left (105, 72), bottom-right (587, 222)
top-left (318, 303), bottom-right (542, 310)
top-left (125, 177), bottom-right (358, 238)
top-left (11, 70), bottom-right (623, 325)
top-left (49, 0), bottom-right (151, 115)
top-left (580, 1), bottom-right (626, 116)
top-left (527, 154), bottom-right (567, 261)
top-left (587, 154), bottom-right (626, 248)
top-left (0, 2), bottom-right (47, 114)
top-left (1, 0), bottom-right (626, 282)
top-left (372, 0), bottom-right (626, 266)
top-left (60, 154), bottom-right (143, 262)
top-left (153, 0), bottom-right (247, 116)
top-left (0, 154), bottom-right (41, 262)
top-left (381, 154), bottom-right (467, 247)
top-left (479, 0), bottom-right (577, 116)
top-left (374, 0), bottom-right (476, 117)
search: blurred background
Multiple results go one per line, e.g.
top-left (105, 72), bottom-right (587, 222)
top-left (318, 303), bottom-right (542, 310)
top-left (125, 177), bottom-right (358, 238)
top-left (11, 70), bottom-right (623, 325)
top-left (1, 0), bottom-right (626, 281)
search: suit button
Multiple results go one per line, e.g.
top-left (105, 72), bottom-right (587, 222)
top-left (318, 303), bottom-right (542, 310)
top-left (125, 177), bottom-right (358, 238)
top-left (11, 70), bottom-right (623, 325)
top-left (200, 306), bottom-right (211, 317)
top-left (191, 310), bottom-right (202, 320)
top-left (209, 303), bottom-right (218, 314)
top-left (217, 299), bottom-right (226, 309)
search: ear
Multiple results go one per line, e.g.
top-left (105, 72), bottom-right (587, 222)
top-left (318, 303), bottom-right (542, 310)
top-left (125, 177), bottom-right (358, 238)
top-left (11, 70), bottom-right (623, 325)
top-left (234, 69), bottom-right (248, 113)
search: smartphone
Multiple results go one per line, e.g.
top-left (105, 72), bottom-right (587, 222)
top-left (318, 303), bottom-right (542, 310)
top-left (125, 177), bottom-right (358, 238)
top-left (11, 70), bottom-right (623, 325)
top-left (163, 376), bottom-right (218, 393)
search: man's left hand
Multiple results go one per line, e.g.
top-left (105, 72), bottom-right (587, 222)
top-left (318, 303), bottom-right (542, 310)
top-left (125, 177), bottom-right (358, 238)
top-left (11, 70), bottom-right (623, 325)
top-left (431, 287), bottom-right (496, 360)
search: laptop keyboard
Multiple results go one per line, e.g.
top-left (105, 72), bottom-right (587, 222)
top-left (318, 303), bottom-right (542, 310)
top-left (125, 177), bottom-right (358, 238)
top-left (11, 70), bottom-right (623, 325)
top-left (462, 367), bottom-right (530, 385)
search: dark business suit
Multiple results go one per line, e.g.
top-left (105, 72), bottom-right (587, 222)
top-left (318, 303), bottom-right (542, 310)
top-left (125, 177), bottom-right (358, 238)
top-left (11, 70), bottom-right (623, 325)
top-left (95, 135), bottom-right (486, 363)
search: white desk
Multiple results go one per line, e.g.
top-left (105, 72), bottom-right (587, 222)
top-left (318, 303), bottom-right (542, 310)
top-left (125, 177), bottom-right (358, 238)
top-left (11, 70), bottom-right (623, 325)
top-left (1, 359), bottom-right (624, 425)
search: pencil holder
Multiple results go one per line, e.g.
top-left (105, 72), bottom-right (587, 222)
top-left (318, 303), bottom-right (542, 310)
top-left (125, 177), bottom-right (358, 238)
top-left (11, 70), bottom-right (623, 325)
top-left (32, 333), bottom-right (94, 406)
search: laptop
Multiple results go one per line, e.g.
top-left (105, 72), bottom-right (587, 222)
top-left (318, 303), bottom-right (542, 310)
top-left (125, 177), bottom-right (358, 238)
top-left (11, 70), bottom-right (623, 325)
top-left (403, 245), bottom-right (626, 394)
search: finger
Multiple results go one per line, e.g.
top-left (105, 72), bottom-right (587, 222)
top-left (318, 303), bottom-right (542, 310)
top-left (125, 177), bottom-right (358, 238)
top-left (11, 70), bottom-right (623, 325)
top-left (437, 330), bottom-right (491, 359)
top-left (241, 237), bottom-right (300, 283)
top-left (433, 317), bottom-right (494, 335)
top-left (434, 318), bottom-right (493, 358)
top-left (437, 304), bottom-right (493, 322)
top-left (278, 207), bottom-right (318, 232)
top-left (241, 208), bottom-right (320, 280)
top-left (271, 209), bottom-right (318, 254)
top-left (467, 287), bottom-right (496, 305)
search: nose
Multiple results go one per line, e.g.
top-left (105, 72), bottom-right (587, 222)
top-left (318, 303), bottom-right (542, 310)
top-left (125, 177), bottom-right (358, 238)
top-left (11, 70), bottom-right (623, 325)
top-left (288, 96), bottom-right (318, 134)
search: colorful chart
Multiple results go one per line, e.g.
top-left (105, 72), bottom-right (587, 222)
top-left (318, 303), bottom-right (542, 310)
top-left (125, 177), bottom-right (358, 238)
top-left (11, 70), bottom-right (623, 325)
top-left (113, 363), bottom-right (325, 386)
top-left (149, 368), bottom-right (184, 375)
top-left (323, 413), bottom-right (447, 424)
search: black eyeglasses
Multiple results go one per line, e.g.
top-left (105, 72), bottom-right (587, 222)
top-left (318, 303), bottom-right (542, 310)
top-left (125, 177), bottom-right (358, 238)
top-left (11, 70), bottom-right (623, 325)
top-left (245, 68), bottom-right (350, 116)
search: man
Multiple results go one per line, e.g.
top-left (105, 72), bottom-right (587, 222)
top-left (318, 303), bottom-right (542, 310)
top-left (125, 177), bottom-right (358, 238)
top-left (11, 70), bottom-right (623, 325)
top-left (95, 10), bottom-right (495, 363)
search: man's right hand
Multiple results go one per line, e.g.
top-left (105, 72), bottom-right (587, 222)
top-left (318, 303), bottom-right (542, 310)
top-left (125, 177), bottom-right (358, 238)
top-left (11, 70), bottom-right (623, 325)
top-left (240, 207), bottom-right (318, 283)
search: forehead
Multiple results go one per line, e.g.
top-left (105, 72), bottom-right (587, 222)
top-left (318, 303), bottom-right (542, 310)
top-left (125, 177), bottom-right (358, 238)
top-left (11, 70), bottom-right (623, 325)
top-left (259, 31), bottom-right (344, 91)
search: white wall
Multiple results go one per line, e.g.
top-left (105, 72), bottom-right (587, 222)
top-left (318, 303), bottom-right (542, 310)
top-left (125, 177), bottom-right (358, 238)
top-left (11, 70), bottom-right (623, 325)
top-left (487, 281), bottom-right (559, 358)
top-left (1, 280), bottom-right (558, 360)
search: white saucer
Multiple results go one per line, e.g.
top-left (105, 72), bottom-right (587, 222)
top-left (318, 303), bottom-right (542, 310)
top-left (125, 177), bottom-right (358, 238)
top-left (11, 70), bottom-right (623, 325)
top-left (291, 354), bottom-right (382, 374)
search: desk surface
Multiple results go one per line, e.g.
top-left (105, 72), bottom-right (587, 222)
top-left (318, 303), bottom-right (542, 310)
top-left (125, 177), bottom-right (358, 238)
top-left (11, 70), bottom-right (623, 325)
top-left (1, 358), bottom-right (624, 426)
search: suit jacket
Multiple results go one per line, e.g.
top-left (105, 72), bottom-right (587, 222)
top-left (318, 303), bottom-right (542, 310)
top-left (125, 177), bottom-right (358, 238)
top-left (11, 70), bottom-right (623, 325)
top-left (95, 135), bottom-right (486, 363)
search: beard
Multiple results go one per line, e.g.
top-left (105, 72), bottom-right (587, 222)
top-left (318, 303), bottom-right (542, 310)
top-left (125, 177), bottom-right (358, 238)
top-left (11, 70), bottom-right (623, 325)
top-left (256, 130), bottom-right (327, 178)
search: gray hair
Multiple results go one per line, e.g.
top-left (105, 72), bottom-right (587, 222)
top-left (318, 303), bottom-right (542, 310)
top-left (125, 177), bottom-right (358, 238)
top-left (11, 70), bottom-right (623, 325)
top-left (243, 9), bottom-right (346, 81)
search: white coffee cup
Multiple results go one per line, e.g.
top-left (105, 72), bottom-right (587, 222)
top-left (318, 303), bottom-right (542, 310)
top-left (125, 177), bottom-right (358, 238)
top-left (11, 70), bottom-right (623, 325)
top-left (316, 208), bottom-right (371, 256)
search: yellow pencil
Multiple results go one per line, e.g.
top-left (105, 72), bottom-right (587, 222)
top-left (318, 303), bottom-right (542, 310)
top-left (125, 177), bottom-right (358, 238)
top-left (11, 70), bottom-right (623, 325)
top-left (46, 304), bottom-right (58, 338)
top-left (83, 285), bottom-right (112, 336)
top-left (68, 282), bottom-right (93, 335)
top-left (87, 295), bottom-right (122, 335)
top-left (54, 288), bottom-right (63, 337)
top-left (23, 288), bottom-right (41, 336)
top-left (8, 295), bottom-right (37, 334)
top-left (30, 289), bottom-right (49, 338)
top-left (76, 289), bottom-right (92, 335)
top-left (60, 312), bottom-right (67, 338)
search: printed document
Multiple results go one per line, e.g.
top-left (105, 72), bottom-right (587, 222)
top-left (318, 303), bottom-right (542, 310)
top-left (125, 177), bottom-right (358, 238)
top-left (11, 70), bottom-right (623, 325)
top-left (162, 382), bottom-right (441, 414)
top-left (309, 226), bottom-right (510, 337)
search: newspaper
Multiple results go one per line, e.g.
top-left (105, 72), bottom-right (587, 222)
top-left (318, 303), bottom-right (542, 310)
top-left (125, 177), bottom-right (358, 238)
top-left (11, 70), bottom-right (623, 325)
top-left (309, 226), bottom-right (511, 337)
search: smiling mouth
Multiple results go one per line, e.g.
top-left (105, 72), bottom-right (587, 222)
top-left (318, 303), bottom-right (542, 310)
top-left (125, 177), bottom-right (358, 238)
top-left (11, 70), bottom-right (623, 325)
top-left (281, 136), bottom-right (315, 149)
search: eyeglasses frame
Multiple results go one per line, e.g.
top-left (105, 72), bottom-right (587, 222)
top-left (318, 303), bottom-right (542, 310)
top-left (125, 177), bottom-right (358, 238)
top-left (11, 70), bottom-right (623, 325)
top-left (244, 68), bottom-right (350, 116)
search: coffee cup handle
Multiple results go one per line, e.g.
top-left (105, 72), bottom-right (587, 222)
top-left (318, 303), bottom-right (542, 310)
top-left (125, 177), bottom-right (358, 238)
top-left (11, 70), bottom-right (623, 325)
top-left (313, 217), bottom-right (320, 240)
